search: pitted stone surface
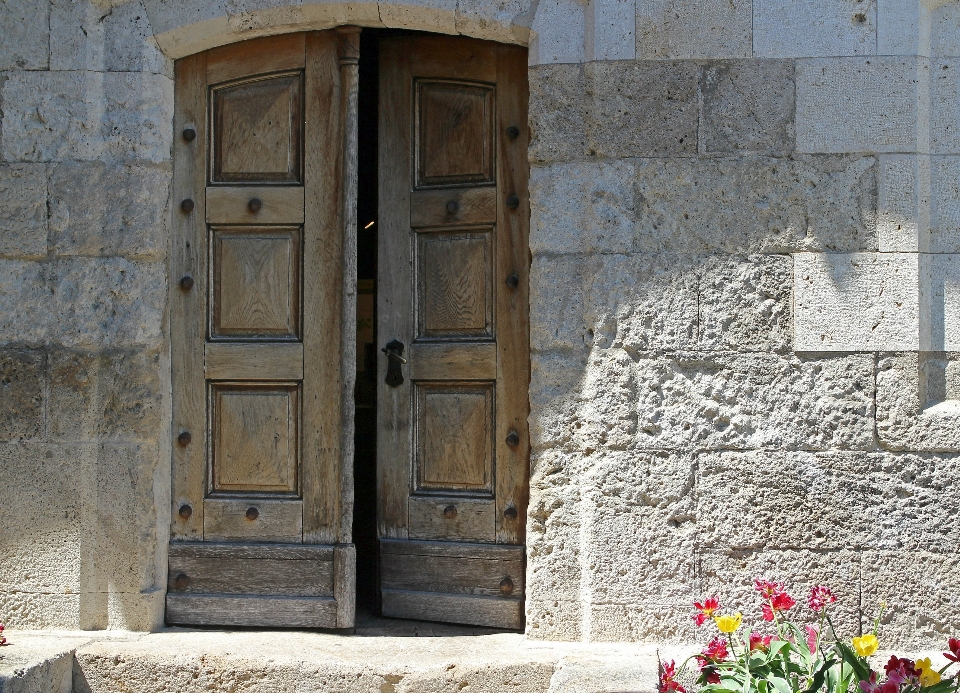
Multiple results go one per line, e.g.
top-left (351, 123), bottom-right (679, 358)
top-left (0, 0), bottom-right (50, 70)
top-left (932, 59), bottom-right (960, 155)
top-left (530, 156), bottom-right (877, 254)
top-left (0, 164), bottom-right (48, 258)
top-left (700, 60), bottom-right (795, 155)
top-left (48, 162), bottom-right (171, 259)
top-left (0, 349), bottom-right (45, 441)
top-left (530, 350), bottom-right (875, 453)
top-left (797, 57), bottom-right (923, 154)
top-left (876, 353), bottom-right (960, 452)
top-left (754, 0), bottom-right (876, 58)
top-left (0, 633), bottom-right (94, 693)
top-left (635, 0), bottom-right (752, 59)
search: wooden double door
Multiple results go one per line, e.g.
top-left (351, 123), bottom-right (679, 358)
top-left (167, 30), bottom-right (529, 630)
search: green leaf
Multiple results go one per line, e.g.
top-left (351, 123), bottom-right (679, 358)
top-left (769, 675), bottom-right (794, 693)
top-left (804, 658), bottom-right (837, 693)
top-left (835, 643), bottom-right (872, 683)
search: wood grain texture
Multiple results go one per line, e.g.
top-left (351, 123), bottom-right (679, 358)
top-left (206, 33), bottom-right (306, 86)
top-left (407, 497), bottom-right (495, 542)
top-left (169, 542), bottom-right (333, 560)
top-left (211, 72), bottom-right (303, 184)
top-left (381, 590), bottom-right (523, 630)
top-left (302, 31), bottom-right (343, 545)
top-left (210, 383), bottom-right (299, 494)
top-left (205, 186), bottom-right (305, 225)
top-left (416, 80), bottom-right (494, 188)
top-left (166, 594), bottom-right (337, 628)
top-left (211, 226), bottom-right (301, 339)
top-left (168, 555), bottom-right (334, 596)
top-left (408, 343), bottom-right (496, 381)
top-left (203, 498), bottom-right (303, 543)
top-left (410, 187), bottom-right (497, 228)
top-left (381, 538), bottom-right (524, 559)
top-left (417, 230), bottom-right (492, 339)
top-left (336, 26), bottom-right (361, 547)
top-left (377, 38), bottom-right (413, 540)
top-left (414, 382), bottom-right (493, 493)
top-left (380, 550), bottom-right (523, 596)
top-left (494, 44), bottom-right (530, 546)
top-left (334, 543), bottom-right (356, 627)
top-left (171, 51), bottom-right (208, 541)
top-left (205, 343), bottom-right (304, 381)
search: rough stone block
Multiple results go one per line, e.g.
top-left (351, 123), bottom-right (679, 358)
top-left (455, 0), bottom-right (537, 44)
top-left (378, 0), bottom-right (458, 34)
top-left (48, 161), bottom-right (171, 258)
top-left (797, 58), bottom-right (923, 154)
top-left (49, 348), bottom-right (163, 442)
top-left (530, 160), bottom-right (636, 254)
top-left (635, 0), bottom-right (752, 59)
top-left (1, 71), bottom-right (174, 163)
top-left (628, 156), bottom-right (877, 254)
top-left (0, 634), bottom-right (92, 693)
top-left (0, 260), bottom-right (56, 344)
top-left (0, 163), bottom-right (47, 258)
top-left (587, 0), bottom-right (635, 61)
top-left (932, 59), bottom-right (960, 155)
top-left (755, 0), bottom-right (876, 58)
top-left (531, 350), bottom-right (875, 453)
top-left (51, 0), bottom-right (171, 75)
top-left (528, 0), bottom-right (585, 64)
top-left (586, 61), bottom-right (698, 159)
top-left (878, 155), bottom-right (929, 252)
top-left (931, 156), bottom-right (960, 252)
top-left (933, 3), bottom-right (960, 58)
top-left (0, 349), bottom-right (45, 442)
top-left (586, 604), bottom-right (699, 643)
top-left (876, 353), bottom-right (960, 452)
top-left (861, 550), bottom-right (960, 650)
top-left (794, 252), bottom-right (920, 351)
top-left (0, 592), bottom-right (82, 630)
top-left (878, 0), bottom-right (923, 56)
top-left (923, 253), bottom-right (960, 351)
top-left (0, 0), bottom-right (49, 70)
top-left (699, 549), bottom-right (862, 637)
top-left (529, 64), bottom-right (589, 163)
top-left (701, 60), bottom-right (795, 155)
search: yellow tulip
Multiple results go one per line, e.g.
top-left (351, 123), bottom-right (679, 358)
top-left (714, 613), bottom-right (743, 633)
top-left (916, 658), bottom-right (942, 687)
top-left (852, 634), bottom-right (878, 657)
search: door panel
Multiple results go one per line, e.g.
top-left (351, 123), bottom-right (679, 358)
top-left (169, 29), bottom-right (358, 628)
top-left (378, 36), bottom-right (529, 629)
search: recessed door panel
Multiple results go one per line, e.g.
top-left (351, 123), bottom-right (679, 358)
top-left (417, 230), bottom-right (493, 340)
top-left (416, 80), bottom-right (494, 188)
top-left (211, 226), bottom-right (302, 340)
top-left (211, 72), bottom-right (304, 184)
top-left (211, 382), bottom-right (299, 494)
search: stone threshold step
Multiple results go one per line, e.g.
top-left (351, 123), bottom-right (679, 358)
top-left (3, 630), bottom-right (678, 693)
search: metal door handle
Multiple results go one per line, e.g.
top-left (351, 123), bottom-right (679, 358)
top-left (382, 339), bottom-right (406, 386)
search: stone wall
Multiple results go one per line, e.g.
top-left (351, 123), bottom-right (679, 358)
top-left (0, 0), bottom-right (958, 647)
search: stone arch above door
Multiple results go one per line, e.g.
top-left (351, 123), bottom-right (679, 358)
top-left (141, 0), bottom-right (536, 61)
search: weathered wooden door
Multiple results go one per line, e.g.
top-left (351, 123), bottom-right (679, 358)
top-left (167, 30), bottom-right (359, 628)
top-left (378, 36), bottom-right (529, 629)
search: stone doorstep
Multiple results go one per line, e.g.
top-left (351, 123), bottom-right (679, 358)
top-left (1, 629), bottom-right (681, 693)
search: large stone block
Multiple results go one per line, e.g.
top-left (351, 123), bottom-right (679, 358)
top-left (531, 350), bottom-right (875, 453)
top-left (931, 156), bottom-right (960, 252)
top-left (700, 60), bottom-right (795, 155)
top-left (0, 0), bottom-right (49, 70)
top-left (529, 64), bottom-right (589, 164)
top-left (797, 58), bottom-right (923, 154)
top-left (528, 61), bottom-right (698, 164)
top-left (932, 59), bottom-right (960, 155)
top-left (861, 550), bottom-right (960, 650)
top-left (455, 0), bottom-right (536, 44)
top-left (634, 156), bottom-right (876, 253)
top-left (0, 349), bottom-right (45, 442)
top-left (635, 0), bottom-right (752, 59)
top-left (528, 0), bottom-right (585, 64)
top-left (587, 0), bottom-right (635, 61)
top-left (878, 0), bottom-right (923, 56)
top-left (586, 604), bottom-right (699, 643)
top-left (878, 155), bottom-right (929, 252)
top-left (48, 161), bottom-right (171, 259)
top-left (933, 3), bottom-right (960, 58)
top-left (0, 260), bottom-right (56, 344)
top-left (923, 253), bottom-right (960, 351)
top-left (49, 348), bottom-right (164, 442)
top-left (876, 353), bottom-right (960, 451)
top-left (794, 252), bottom-right (919, 351)
top-left (530, 253), bottom-right (791, 353)
top-left (587, 61), bottom-right (697, 159)
top-left (1, 71), bottom-right (174, 163)
top-left (0, 164), bottom-right (47, 259)
top-left (755, 0), bottom-right (876, 58)
top-left (699, 549), bottom-right (862, 637)
top-left (51, 0), bottom-right (171, 75)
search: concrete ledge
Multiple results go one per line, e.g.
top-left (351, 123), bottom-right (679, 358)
top-left (0, 633), bottom-right (96, 693)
